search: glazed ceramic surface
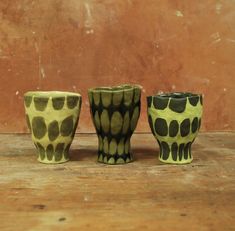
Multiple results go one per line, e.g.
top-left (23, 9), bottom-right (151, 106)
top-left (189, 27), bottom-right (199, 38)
top-left (24, 91), bottom-right (82, 164)
top-left (88, 85), bottom-right (141, 164)
top-left (147, 92), bottom-right (203, 164)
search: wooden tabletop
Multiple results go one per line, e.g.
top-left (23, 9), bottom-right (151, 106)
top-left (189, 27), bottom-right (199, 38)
top-left (0, 133), bottom-right (234, 231)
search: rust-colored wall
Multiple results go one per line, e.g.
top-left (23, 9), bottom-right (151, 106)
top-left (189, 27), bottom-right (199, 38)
top-left (0, 0), bottom-right (235, 133)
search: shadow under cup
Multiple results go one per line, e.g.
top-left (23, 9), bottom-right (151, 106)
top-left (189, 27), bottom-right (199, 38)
top-left (88, 85), bottom-right (141, 164)
top-left (24, 91), bottom-right (82, 164)
top-left (147, 92), bottom-right (203, 164)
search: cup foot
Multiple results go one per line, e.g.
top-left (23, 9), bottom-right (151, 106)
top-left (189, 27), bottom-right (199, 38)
top-left (159, 157), bottom-right (193, 165)
top-left (37, 157), bottom-right (69, 164)
top-left (97, 153), bottom-right (133, 165)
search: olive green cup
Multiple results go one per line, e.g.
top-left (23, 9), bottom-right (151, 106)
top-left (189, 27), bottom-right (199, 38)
top-left (147, 92), bottom-right (203, 164)
top-left (24, 91), bottom-right (82, 164)
top-left (88, 85), bottom-right (141, 164)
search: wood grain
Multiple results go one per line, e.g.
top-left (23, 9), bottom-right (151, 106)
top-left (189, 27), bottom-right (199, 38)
top-left (0, 133), bottom-right (235, 230)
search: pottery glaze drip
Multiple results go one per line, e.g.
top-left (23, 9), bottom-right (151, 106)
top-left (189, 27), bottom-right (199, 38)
top-left (24, 91), bottom-right (82, 164)
top-left (88, 84), bottom-right (142, 164)
top-left (147, 92), bottom-right (203, 164)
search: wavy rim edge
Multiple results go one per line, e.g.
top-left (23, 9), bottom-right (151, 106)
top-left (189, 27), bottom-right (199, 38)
top-left (147, 92), bottom-right (202, 99)
top-left (88, 84), bottom-right (142, 93)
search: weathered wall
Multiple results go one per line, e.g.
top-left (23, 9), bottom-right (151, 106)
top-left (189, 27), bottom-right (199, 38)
top-left (0, 0), bottom-right (234, 133)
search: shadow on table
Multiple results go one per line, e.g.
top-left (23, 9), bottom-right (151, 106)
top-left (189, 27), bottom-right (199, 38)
top-left (132, 147), bottom-right (159, 161)
top-left (69, 148), bottom-right (97, 161)
top-left (69, 147), bottom-right (159, 162)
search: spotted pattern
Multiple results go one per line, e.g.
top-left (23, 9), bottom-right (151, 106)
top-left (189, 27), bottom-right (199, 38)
top-left (24, 96), bottom-right (32, 108)
top-left (147, 93), bottom-right (203, 164)
top-left (88, 85), bottom-right (141, 164)
top-left (67, 96), bottom-right (79, 109)
top-left (32, 116), bottom-right (47, 139)
top-left (189, 96), bottom-right (199, 106)
top-left (191, 117), bottom-right (199, 133)
top-left (34, 97), bottom-right (48, 111)
top-left (153, 97), bottom-right (169, 110)
top-left (48, 120), bottom-right (59, 141)
top-left (169, 98), bottom-right (187, 113)
top-left (24, 93), bottom-right (82, 164)
top-left (180, 119), bottom-right (190, 137)
top-left (169, 120), bottom-right (179, 137)
top-left (155, 118), bottom-right (168, 136)
top-left (61, 115), bottom-right (74, 136)
top-left (52, 97), bottom-right (65, 110)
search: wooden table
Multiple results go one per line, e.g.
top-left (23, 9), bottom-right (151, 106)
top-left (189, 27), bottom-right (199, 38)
top-left (0, 133), bottom-right (234, 231)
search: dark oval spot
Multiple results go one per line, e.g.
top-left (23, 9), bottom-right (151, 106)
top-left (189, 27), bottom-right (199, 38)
top-left (147, 97), bottom-right (152, 107)
top-left (34, 97), bottom-right (49, 111)
top-left (32, 117), bottom-right (47, 139)
top-left (64, 143), bottom-right (71, 160)
top-left (192, 117), bottom-right (198, 133)
top-left (155, 118), bottom-right (168, 136)
top-left (157, 140), bottom-right (162, 158)
top-left (55, 143), bottom-right (65, 162)
top-left (188, 96), bottom-right (199, 106)
top-left (180, 119), bottom-right (190, 137)
top-left (161, 141), bottom-right (170, 160)
top-left (184, 142), bottom-right (190, 160)
top-left (67, 96), bottom-right (79, 109)
top-left (169, 120), bottom-right (179, 137)
top-left (72, 118), bottom-right (79, 138)
top-left (148, 115), bottom-right (155, 134)
top-left (48, 120), bottom-right (59, 141)
top-left (153, 97), bottom-right (169, 110)
top-left (171, 142), bottom-right (178, 161)
top-left (200, 95), bottom-right (203, 105)
top-left (25, 114), bottom-right (31, 131)
top-left (169, 98), bottom-right (186, 113)
top-left (52, 97), bottom-right (65, 110)
top-left (198, 118), bottom-right (201, 130)
top-left (61, 116), bottom-right (74, 136)
top-left (46, 144), bottom-right (54, 161)
top-left (24, 96), bottom-right (32, 107)
top-left (179, 143), bottom-right (184, 161)
top-left (188, 142), bottom-right (192, 159)
top-left (36, 142), bottom-right (45, 160)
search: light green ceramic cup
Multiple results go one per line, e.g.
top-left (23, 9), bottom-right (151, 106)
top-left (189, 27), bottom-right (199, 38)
top-left (147, 92), bottom-right (203, 164)
top-left (24, 91), bottom-right (82, 164)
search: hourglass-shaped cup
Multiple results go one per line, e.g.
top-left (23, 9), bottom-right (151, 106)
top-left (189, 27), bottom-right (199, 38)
top-left (147, 92), bottom-right (203, 164)
top-left (24, 91), bottom-right (82, 164)
top-left (88, 85), bottom-right (141, 164)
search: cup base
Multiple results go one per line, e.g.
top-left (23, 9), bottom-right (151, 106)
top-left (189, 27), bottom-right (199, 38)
top-left (37, 157), bottom-right (69, 164)
top-left (97, 153), bottom-right (133, 165)
top-left (159, 157), bottom-right (193, 165)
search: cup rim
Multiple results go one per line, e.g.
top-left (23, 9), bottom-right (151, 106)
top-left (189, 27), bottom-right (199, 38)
top-left (147, 92), bottom-right (202, 99)
top-left (24, 91), bottom-right (81, 98)
top-left (88, 84), bottom-right (142, 93)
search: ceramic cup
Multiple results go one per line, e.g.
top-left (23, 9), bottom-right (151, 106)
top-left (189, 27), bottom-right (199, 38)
top-left (147, 92), bottom-right (203, 164)
top-left (24, 91), bottom-right (82, 164)
top-left (88, 85), bottom-right (141, 164)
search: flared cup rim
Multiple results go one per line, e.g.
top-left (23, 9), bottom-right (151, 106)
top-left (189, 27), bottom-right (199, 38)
top-left (147, 92), bottom-right (202, 100)
top-left (88, 84), bottom-right (142, 93)
top-left (24, 91), bottom-right (81, 98)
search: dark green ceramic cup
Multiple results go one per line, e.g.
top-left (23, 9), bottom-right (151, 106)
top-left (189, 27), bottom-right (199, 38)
top-left (147, 92), bottom-right (203, 164)
top-left (88, 85), bottom-right (141, 164)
